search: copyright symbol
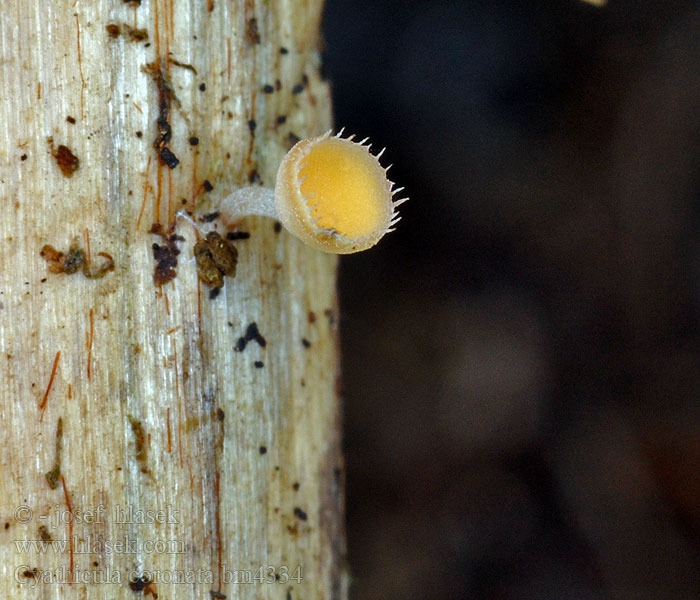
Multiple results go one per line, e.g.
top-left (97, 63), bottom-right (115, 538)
top-left (14, 505), bottom-right (32, 524)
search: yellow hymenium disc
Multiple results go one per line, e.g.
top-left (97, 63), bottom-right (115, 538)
top-left (298, 137), bottom-right (391, 240)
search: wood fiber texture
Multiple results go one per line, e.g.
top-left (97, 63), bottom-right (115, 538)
top-left (0, 1), bottom-right (345, 599)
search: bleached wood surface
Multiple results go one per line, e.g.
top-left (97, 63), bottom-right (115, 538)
top-left (0, 1), bottom-right (346, 599)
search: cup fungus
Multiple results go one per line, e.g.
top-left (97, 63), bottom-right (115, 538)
top-left (211, 130), bottom-right (406, 254)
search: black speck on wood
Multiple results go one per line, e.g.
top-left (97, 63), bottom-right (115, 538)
top-left (226, 231), bottom-right (250, 241)
top-left (234, 322), bottom-right (267, 351)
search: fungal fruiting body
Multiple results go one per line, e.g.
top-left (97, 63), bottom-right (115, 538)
top-left (215, 131), bottom-right (406, 254)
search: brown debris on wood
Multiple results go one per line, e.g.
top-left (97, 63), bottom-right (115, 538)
top-left (40, 244), bottom-right (84, 274)
top-left (45, 417), bottom-right (64, 489)
top-left (150, 223), bottom-right (184, 286)
top-left (128, 415), bottom-right (152, 477)
top-left (40, 241), bottom-right (114, 279)
top-left (194, 232), bottom-right (238, 290)
top-left (84, 253), bottom-right (116, 279)
top-left (123, 24), bottom-right (148, 42)
top-left (143, 62), bottom-right (180, 169)
top-left (170, 57), bottom-right (197, 74)
top-left (245, 18), bottom-right (261, 45)
top-left (128, 574), bottom-right (157, 596)
top-left (38, 525), bottom-right (51, 542)
top-left (107, 23), bottom-right (148, 41)
top-left (48, 138), bottom-right (79, 178)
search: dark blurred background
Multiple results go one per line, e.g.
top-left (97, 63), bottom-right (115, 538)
top-left (322, 1), bottom-right (700, 598)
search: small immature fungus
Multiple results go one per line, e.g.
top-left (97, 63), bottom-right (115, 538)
top-left (207, 131), bottom-right (406, 254)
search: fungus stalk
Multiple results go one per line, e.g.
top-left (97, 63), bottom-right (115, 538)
top-left (214, 186), bottom-right (278, 220)
top-left (212, 131), bottom-right (407, 254)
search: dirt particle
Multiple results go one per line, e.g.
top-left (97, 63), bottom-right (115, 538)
top-left (234, 322), bottom-right (267, 352)
top-left (61, 247), bottom-right (85, 274)
top-left (169, 58), bottom-right (197, 74)
top-left (128, 575), bottom-right (150, 592)
top-left (200, 211), bottom-right (220, 223)
top-left (259, 446), bottom-right (267, 455)
top-left (150, 225), bottom-right (183, 286)
top-left (280, 47), bottom-right (289, 55)
top-left (254, 361), bottom-right (264, 369)
top-left (273, 222), bottom-right (282, 234)
top-left (45, 464), bottom-right (61, 490)
top-left (245, 18), bottom-right (261, 45)
top-left (38, 525), bottom-right (51, 542)
top-left (159, 147), bottom-right (180, 169)
top-left (45, 417), bottom-right (63, 489)
top-left (128, 416), bottom-right (150, 475)
top-left (226, 231), bottom-right (250, 241)
top-left (293, 507), bottom-right (308, 521)
top-left (199, 83), bottom-right (206, 92)
top-left (143, 62), bottom-right (180, 169)
top-left (324, 308), bottom-right (337, 327)
top-left (136, 131), bottom-right (143, 138)
top-left (106, 23), bottom-right (120, 37)
top-left (20, 154), bottom-right (27, 161)
top-left (66, 116), bottom-right (76, 124)
top-left (262, 84), bottom-right (274, 94)
top-left (49, 140), bottom-right (79, 178)
top-left (40, 242), bottom-right (114, 279)
top-left (301, 338), bottom-right (311, 349)
top-left (194, 232), bottom-right (238, 290)
top-left (123, 24), bottom-right (148, 42)
top-left (203, 179), bottom-right (214, 192)
top-left (189, 136), bottom-right (199, 146)
top-left (40, 244), bottom-right (82, 274)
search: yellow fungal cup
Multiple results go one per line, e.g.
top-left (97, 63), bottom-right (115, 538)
top-left (276, 132), bottom-right (400, 253)
top-left (204, 131), bottom-right (405, 254)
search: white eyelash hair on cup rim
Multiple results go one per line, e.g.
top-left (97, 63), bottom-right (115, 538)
top-left (205, 130), bottom-right (407, 254)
